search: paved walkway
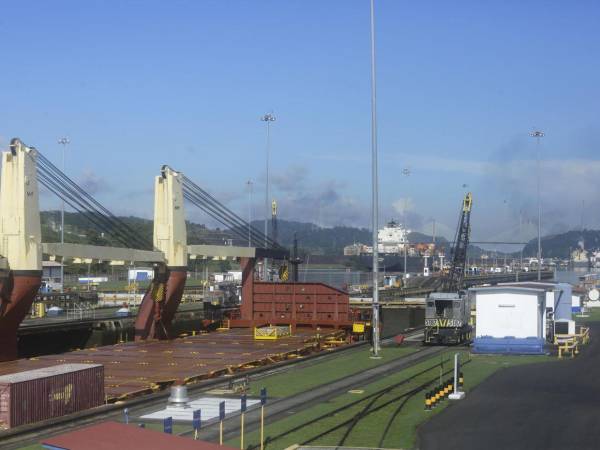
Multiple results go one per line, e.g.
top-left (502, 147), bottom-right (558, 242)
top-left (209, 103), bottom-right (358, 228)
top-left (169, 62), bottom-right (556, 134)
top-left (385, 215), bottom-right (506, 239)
top-left (418, 323), bottom-right (600, 450)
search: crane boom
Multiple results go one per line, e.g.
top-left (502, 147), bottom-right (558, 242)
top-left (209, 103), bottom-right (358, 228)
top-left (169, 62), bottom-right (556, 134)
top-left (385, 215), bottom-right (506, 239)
top-left (442, 192), bottom-right (472, 292)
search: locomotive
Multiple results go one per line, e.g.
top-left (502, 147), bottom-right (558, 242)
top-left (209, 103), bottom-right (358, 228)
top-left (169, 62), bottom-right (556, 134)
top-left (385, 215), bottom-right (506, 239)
top-left (424, 292), bottom-right (472, 344)
top-left (424, 193), bottom-right (473, 345)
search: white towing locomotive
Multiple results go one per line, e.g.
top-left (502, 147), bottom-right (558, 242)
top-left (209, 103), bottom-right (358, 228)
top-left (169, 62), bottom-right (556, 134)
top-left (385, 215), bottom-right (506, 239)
top-left (424, 292), bottom-right (472, 344)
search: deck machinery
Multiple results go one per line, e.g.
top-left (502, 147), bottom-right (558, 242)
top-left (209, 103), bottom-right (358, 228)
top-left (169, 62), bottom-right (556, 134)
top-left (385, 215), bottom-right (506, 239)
top-left (424, 193), bottom-right (473, 345)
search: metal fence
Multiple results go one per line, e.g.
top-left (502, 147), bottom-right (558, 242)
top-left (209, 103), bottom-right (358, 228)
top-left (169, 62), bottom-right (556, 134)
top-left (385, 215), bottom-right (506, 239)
top-left (66, 302), bottom-right (96, 320)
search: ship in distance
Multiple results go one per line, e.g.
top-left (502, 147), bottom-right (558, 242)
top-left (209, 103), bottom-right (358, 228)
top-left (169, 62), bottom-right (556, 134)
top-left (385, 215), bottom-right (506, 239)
top-left (343, 220), bottom-right (434, 273)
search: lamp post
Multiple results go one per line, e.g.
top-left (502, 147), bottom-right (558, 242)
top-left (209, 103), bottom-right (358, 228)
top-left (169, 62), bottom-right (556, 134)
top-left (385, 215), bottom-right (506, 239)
top-left (529, 130), bottom-right (544, 281)
top-left (404, 230), bottom-right (408, 280)
top-left (246, 180), bottom-right (253, 247)
top-left (369, 0), bottom-right (381, 357)
top-left (261, 113), bottom-right (275, 281)
top-left (400, 171), bottom-right (410, 279)
top-left (57, 137), bottom-right (70, 292)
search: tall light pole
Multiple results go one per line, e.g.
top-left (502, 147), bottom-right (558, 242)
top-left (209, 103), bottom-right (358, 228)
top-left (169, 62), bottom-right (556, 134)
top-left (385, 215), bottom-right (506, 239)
top-left (369, 0), bottom-right (381, 357)
top-left (518, 209), bottom-right (523, 280)
top-left (404, 230), bottom-right (408, 280)
top-left (530, 130), bottom-right (544, 281)
top-left (401, 169), bottom-right (410, 280)
top-left (261, 113), bottom-right (276, 281)
top-left (57, 137), bottom-right (70, 291)
top-left (246, 180), bottom-right (253, 247)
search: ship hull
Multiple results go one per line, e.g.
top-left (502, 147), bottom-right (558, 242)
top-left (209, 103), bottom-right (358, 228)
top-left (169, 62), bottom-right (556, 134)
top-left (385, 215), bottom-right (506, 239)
top-left (298, 254), bottom-right (432, 273)
top-left (0, 270), bottom-right (42, 361)
top-left (357, 254), bottom-right (431, 272)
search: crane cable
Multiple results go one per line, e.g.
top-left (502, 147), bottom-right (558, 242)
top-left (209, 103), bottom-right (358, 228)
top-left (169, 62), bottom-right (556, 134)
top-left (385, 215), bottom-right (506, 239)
top-left (36, 152), bottom-right (152, 250)
top-left (182, 175), bottom-right (280, 249)
top-left (182, 175), bottom-right (270, 247)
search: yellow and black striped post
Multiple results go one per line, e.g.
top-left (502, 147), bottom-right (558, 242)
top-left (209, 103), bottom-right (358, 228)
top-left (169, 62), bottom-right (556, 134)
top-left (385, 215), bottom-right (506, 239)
top-left (425, 392), bottom-right (431, 410)
top-left (459, 371), bottom-right (464, 388)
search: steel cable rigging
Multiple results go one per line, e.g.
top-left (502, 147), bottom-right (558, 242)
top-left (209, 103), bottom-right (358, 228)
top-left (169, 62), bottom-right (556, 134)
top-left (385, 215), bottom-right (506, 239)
top-left (36, 152), bottom-right (152, 250)
top-left (36, 151), bottom-right (279, 251)
top-left (181, 175), bottom-right (279, 249)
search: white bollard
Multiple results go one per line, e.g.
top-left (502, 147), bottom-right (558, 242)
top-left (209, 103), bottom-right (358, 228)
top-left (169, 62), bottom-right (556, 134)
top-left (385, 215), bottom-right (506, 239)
top-left (449, 353), bottom-right (465, 400)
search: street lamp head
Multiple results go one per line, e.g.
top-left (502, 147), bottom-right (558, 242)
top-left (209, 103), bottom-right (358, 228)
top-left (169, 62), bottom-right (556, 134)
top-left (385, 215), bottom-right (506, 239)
top-left (260, 113), bottom-right (276, 122)
top-left (57, 137), bottom-right (70, 145)
top-left (529, 130), bottom-right (544, 138)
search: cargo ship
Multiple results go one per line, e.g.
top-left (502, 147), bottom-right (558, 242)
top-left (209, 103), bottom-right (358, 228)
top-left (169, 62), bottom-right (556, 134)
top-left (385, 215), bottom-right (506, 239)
top-left (343, 220), bottom-right (434, 273)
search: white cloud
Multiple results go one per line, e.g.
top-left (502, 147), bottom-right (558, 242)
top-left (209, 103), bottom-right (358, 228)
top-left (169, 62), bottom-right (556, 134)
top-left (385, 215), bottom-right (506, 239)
top-left (77, 169), bottom-right (110, 195)
top-left (392, 197), bottom-right (414, 216)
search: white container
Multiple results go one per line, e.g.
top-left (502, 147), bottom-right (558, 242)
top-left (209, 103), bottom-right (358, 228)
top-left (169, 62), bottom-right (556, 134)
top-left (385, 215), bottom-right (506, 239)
top-left (472, 287), bottom-right (546, 339)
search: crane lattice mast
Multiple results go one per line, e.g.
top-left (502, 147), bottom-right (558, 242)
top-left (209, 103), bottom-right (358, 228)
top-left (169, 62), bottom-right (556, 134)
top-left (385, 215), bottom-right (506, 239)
top-left (443, 193), bottom-right (473, 292)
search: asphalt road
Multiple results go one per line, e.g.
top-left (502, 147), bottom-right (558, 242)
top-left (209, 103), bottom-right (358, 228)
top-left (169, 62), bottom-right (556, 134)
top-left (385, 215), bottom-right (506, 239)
top-left (418, 323), bottom-right (600, 450)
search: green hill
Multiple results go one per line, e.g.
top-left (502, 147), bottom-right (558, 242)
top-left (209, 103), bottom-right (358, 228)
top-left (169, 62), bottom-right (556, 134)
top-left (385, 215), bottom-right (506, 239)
top-left (521, 229), bottom-right (600, 258)
top-left (41, 211), bottom-right (239, 250)
top-left (40, 211), bottom-right (505, 260)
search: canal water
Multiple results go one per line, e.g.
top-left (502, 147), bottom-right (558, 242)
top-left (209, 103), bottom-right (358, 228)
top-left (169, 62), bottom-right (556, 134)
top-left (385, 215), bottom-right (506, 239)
top-left (297, 268), bottom-right (371, 289)
top-left (554, 268), bottom-right (600, 285)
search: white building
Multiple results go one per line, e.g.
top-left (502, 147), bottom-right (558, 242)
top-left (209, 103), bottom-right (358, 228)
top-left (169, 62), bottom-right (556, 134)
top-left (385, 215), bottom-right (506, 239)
top-left (343, 243), bottom-right (370, 256)
top-left (499, 281), bottom-right (573, 322)
top-left (42, 261), bottom-right (63, 292)
top-left (128, 268), bottom-right (154, 282)
top-left (470, 286), bottom-right (546, 354)
top-left (213, 271), bottom-right (242, 283)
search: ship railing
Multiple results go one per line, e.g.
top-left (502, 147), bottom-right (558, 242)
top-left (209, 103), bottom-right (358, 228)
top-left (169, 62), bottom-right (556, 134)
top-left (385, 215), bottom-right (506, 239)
top-left (66, 302), bottom-right (96, 321)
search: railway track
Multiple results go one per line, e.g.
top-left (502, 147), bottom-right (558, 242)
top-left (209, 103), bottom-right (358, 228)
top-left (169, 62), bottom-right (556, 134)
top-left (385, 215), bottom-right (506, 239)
top-left (243, 355), bottom-right (469, 449)
top-left (177, 334), bottom-right (445, 444)
top-left (302, 362), bottom-right (457, 447)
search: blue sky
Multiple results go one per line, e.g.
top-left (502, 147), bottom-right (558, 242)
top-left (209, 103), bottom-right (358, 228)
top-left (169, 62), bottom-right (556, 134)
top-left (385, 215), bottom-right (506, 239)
top-left (1, 1), bottom-right (599, 244)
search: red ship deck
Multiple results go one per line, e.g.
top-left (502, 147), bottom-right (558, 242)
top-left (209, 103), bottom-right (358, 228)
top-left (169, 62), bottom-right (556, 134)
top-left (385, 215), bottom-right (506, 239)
top-left (0, 328), bottom-right (344, 401)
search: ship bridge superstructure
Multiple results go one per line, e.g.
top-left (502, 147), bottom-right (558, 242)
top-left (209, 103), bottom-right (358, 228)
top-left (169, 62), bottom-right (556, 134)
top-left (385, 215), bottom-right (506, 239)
top-left (377, 220), bottom-right (410, 254)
